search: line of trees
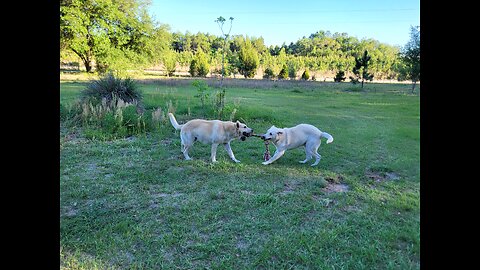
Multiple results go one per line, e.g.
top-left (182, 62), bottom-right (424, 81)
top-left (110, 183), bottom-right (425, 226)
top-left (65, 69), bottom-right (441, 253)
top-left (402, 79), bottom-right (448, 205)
top-left (60, 0), bottom-right (419, 83)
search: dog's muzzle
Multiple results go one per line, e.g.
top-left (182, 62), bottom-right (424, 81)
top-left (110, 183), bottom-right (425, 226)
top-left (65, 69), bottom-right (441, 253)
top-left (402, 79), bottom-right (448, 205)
top-left (260, 134), bottom-right (271, 141)
top-left (243, 131), bottom-right (253, 137)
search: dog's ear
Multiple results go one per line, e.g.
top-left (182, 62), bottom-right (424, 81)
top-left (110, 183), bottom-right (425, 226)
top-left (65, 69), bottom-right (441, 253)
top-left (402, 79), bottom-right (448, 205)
top-left (236, 121), bottom-right (240, 128)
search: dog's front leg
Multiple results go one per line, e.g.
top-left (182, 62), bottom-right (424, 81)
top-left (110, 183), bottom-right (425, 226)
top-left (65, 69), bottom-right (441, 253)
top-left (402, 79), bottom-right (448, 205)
top-left (262, 149), bottom-right (285, 165)
top-left (211, 143), bottom-right (219, 162)
top-left (224, 143), bottom-right (240, 163)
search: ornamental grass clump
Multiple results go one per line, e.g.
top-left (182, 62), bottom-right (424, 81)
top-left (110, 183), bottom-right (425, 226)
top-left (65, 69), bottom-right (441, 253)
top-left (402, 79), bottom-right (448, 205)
top-left (80, 72), bottom-right (142, 108)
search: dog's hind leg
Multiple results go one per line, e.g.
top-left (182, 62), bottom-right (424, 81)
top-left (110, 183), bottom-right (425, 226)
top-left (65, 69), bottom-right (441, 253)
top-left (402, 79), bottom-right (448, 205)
top-left (224, 142), bottom-right (240, 163)
top-left (311, 152), bottom-right (322, 166)
top-left (182, 143), bottom-right (192, 160)
top-left (299, 147), bottom-right (313, 164)
top-left (310, 141), bottom-right (322, 166)
top-left (180, 132), bottom-right (193, 160)
top-left (307, 141), bottom-right (322, 166)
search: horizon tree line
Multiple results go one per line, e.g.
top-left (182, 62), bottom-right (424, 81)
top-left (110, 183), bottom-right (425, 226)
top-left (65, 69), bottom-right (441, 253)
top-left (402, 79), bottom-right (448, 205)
top-left (60, 0), bottom-right (419, 84)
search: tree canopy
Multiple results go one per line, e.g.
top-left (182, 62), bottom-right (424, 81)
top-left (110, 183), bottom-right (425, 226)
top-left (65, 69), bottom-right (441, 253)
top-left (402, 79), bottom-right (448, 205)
top-left (60, 0), bottom-right (167, 74)
top-left (60, 0), bottom-right (417, 82)
top-left (398, 26), bottom-right (420, 92)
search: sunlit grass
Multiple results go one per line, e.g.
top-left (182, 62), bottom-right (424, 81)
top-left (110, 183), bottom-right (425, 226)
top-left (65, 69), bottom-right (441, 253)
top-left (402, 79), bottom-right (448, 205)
top-left (60, 78), bottom-right (420, 269)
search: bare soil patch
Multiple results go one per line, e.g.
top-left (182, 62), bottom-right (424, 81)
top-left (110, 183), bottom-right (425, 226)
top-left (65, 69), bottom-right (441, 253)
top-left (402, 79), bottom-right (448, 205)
top-left (365, 168), bottom-right (400, 182)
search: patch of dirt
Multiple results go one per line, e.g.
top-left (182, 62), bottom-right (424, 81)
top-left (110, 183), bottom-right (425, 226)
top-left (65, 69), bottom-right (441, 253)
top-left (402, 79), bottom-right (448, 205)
top-left (324, 174), bottom-right (345, 184)
top-left (365, 168), bottom-right (401, 182)
top-left (322, 183), bottom-right (349, 193)
top-left (322, 174), bottom-right (349, 193)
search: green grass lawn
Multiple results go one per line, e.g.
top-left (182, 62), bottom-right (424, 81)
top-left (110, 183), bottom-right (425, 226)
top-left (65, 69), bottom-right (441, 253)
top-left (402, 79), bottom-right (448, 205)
top-left (60, 79), bottom-right (420, 269)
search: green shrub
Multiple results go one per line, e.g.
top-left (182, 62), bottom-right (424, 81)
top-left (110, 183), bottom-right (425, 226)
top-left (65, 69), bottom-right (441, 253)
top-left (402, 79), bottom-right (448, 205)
top-left (162, 49), bottom-right (177, 77)
top-left (288, 65), bottom-right (297, 80)
top-left (80, 72), bottom-right (142, 107)
top-left (238, 39), bottom-right (259, 78)
top-left (263, 67), bottom-right (275, 79)
top-left (301, 70), bottom-right (310, 80)
top-left (334, 70), bottom-right (346, 82)
top-left (278, 65), bottom-right (288, 80)
top-left (189, 50), bottom-right (210, 77)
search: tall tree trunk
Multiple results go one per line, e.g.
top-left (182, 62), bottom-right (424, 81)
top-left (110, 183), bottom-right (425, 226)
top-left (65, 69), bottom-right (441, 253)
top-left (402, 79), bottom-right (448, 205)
top-left (71, 48), bottom-right (93, 72)
top-left (221, 38), bottom-right (226, 88)
top-left (84, 61), bottom-right (92, 73)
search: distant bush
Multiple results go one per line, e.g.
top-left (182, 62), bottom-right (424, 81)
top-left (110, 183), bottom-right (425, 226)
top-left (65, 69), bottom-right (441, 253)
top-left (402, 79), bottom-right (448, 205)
top-left (288, 65), bottom-right (298, 80)
top-left (162, 49), bottom-right (177, 77)
top-left (238, 39), bottom-right (259, 78)
top-left (189, 50), bottom-right (210, 77)
top-left (263, 67), bottom-right (275, 79)
top-left (334, 70), bottom-right (346, 82)
top-left (278, 65), bottom-right (288, 80)
top-left (301, 70), bottom-right (310, 80)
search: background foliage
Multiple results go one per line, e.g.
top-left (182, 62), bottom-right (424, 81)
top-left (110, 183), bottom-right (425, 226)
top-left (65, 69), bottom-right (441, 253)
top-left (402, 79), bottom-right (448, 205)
top-left (60, 0), bottom-right (419, 83)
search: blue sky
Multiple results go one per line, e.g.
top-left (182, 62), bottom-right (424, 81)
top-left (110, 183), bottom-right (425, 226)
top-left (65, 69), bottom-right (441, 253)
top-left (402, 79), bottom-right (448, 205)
top-left (148, 0), bottom-right (420, 48)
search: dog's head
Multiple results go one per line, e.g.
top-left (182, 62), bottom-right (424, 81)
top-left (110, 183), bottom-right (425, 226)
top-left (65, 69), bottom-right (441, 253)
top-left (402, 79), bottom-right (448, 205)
top-left (260, 126), bottom-right (284, 142)
top-left (235, 121), bottom-right (254, 141)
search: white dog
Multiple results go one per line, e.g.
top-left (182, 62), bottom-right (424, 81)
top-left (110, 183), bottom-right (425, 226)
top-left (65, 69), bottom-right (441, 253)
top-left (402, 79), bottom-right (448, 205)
top-left (168, 113), bottom-right (253, 163)
top-left (260, 124), bottom-right (333, 166)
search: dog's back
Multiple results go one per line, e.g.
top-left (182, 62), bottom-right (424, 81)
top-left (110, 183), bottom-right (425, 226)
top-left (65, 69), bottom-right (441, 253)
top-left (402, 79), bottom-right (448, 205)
top-left (290, 124), bottom-right (333, 145)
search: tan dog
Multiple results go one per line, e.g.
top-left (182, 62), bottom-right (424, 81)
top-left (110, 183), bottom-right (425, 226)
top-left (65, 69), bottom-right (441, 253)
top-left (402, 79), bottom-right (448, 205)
top-left (168, 113), bottom-right (253, 163)
top-left (260, 124), bottom-right (333, 166)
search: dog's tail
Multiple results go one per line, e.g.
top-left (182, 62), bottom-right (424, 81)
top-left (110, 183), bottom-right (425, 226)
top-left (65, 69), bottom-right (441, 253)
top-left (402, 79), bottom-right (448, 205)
top-left (168, 113), bottom-right (183, 130)
top-left (321, 132), bottom-right (334, 144)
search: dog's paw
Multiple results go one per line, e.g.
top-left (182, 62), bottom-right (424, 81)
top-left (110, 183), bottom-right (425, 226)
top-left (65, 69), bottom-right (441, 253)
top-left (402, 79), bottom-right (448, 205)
top-left (262, 161), bottom-right (269, 165)
top-left (233, 159), bottom-right (241, 163)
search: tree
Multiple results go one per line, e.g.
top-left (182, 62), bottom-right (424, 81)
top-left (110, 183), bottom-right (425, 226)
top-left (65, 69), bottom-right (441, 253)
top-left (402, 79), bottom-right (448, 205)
top-left (189, 49), bottom-right (210, 77)
top-left (301, 70), bottom-right (310, 80)
top-left (399, 26), bottom-right (420, 93)
top-left (162, 49), bottom-right (177, 77)
top-left (263, 67), bottom-right (275, 79)
top-left (60, 0), bottom-right (157, 73)
top-left (349, 50), bottom-right (374, 88)
top-left (215, 16), bottom-right (234, 85)
top-left (278, 65), bottom-right (288, 80)
top-left (238, 38), bottom-right (259, 78)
